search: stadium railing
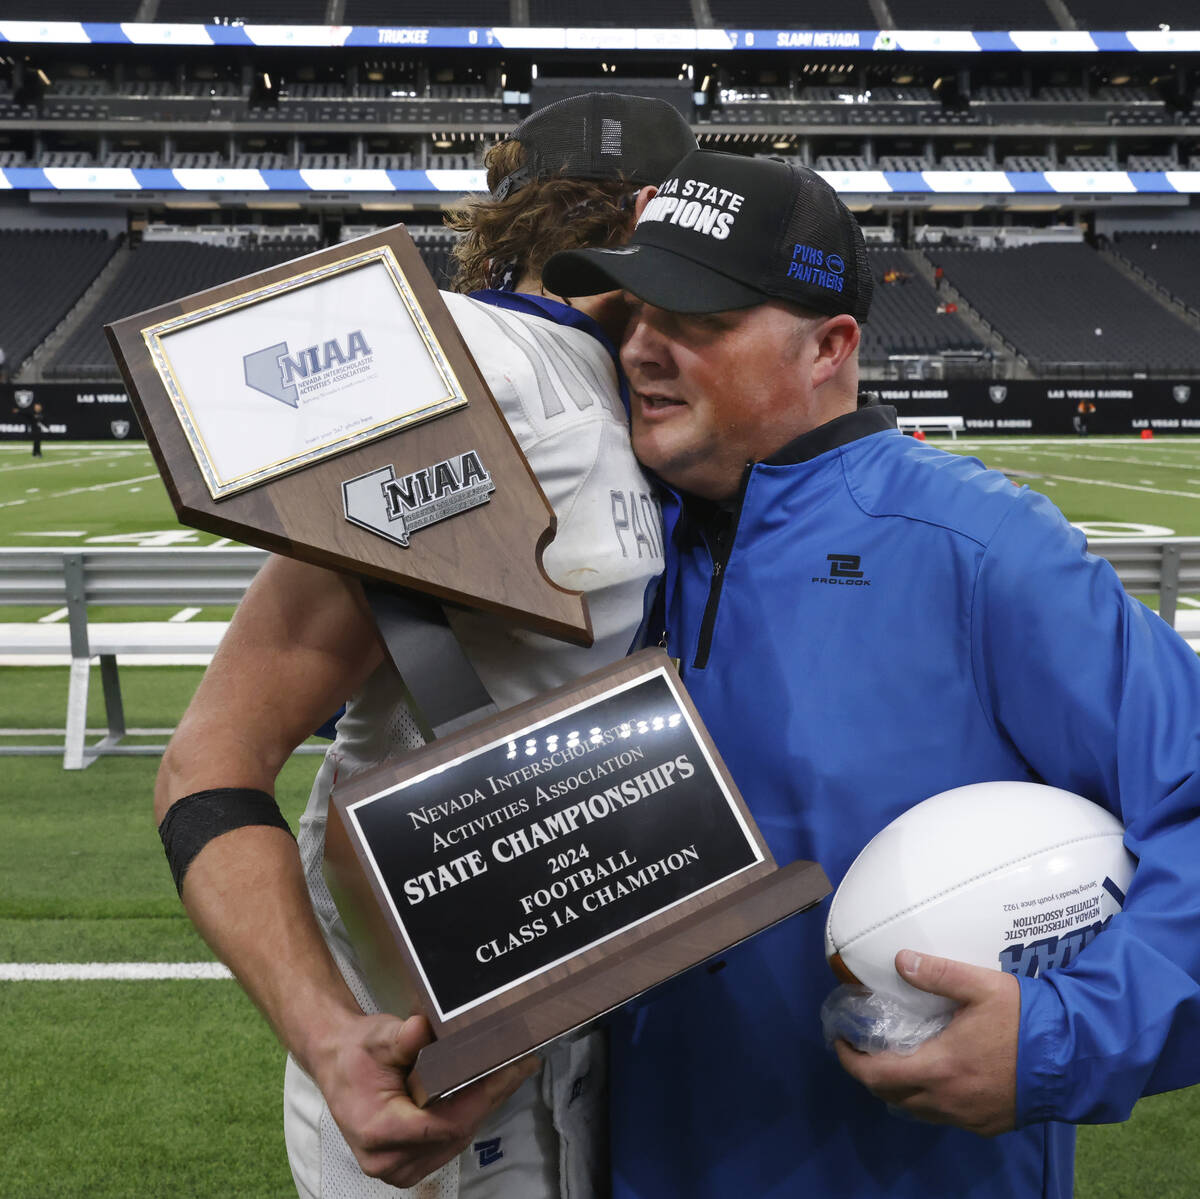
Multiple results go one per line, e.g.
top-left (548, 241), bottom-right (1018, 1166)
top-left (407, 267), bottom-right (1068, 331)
top-left (1087, 538), bottom-right (1200, 631)
top-left (2, 539), bottom-right (1199, 769)
top-left (0, 547), bottom-right (267, 769)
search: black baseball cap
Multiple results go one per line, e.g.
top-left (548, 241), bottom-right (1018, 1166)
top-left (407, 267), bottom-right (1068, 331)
top-left (491, 92), bottom-right (698, 201)
top-left (543, 149), bottom-right (873, 322)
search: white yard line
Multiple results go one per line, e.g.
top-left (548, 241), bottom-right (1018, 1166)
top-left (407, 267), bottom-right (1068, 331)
top-left (0, 451), bottom-right (148, 473)
top-left (168, 608), bottom-right (201, 622)
top-left (0, 473), bottom-right (160, 508)
top-left (1035, 474), bottom-right (1200, 501)
top-left (36, 608), bottom-right (68, 624)
top-left (0, 963), bottom-right (232, 981)
top-left (992, 447), bottom-right (1200, 471)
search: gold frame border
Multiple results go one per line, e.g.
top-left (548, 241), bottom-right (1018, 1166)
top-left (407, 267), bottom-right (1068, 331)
top-left (141, 245), bottom-right (467, 500)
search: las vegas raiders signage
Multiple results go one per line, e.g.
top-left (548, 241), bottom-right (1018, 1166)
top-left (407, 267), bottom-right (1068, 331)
top-left (325, 649), bottom-right (831, 1106)
top-left (104, 224), bottom-right (590, 643)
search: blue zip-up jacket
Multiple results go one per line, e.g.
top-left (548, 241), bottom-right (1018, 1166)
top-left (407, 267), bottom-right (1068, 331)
top-left (611, 406), bottom-right (1200, 1198)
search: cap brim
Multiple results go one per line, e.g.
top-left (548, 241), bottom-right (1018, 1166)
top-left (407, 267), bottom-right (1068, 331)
top-left (543, 244), bottom-right (766, 314)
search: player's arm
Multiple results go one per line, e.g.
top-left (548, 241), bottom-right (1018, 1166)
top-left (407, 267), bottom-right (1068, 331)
top-left (155, 555), bottom-right (535, 1185)
top-left (155, 554), bottom-right (379, 1066)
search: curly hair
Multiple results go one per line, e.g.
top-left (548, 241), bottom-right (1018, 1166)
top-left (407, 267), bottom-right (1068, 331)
top-left (446, 139), bottom-right (639, 293)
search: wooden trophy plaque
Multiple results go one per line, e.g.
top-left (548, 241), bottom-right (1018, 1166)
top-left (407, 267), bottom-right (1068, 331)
top-left (325, 648), bottom-right (831, 1106)
top-left (104, 225), bottom-right (591, 645)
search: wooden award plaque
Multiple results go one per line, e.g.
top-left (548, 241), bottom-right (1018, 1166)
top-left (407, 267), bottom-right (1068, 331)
top-left (325, 648), bottom-right (831, 1106)
top-left (104, 225), bottom-right (591, 646)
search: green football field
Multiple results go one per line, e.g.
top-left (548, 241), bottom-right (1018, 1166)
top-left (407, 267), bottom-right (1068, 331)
top-left (3, 437), bottom-right (1200, 1197)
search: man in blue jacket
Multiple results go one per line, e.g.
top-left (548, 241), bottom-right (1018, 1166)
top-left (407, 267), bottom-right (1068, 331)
top-left (544, 150), bottom-right (1200, 1197)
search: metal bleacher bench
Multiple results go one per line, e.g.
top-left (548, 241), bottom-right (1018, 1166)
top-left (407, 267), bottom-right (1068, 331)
top-left (0, 547), bottom-right (266, 769)
top-left (897, 415), bottom-right (965, 439)
top-left (3, 539), bottom-right (1200, 770)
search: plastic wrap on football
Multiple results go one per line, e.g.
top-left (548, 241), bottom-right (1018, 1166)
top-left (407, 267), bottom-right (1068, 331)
top-left (824, 781), bottom-right (1135, 1020)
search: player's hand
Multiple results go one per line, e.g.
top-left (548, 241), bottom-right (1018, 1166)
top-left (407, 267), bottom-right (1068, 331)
top-left (833, 950), bottom-right (1020, 1138)
top-left (315, 1011), bottom-right (540, 1187)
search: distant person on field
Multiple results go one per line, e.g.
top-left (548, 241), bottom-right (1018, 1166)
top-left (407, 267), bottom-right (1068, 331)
top-left (1074, 399), bottom-right (1096, 436)
top-left (27, 402), bottom-right (47, 457)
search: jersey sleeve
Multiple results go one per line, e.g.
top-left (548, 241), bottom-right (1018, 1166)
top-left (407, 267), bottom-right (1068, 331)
top-left (971, 489), bottom-right (1200, 1124)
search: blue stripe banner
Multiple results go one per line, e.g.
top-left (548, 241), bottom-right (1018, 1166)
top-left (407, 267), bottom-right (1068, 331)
top-left (1, 23), bottom-right (1199, 51)
top-left (4, 168), bottom-right (1197, 196)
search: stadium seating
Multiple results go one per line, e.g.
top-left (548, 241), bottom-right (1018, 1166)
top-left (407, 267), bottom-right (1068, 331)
top-left (1111, 233), bottom-right (1200, 317)
top-left (707, 0), bottom-right (875, 25)
top-left (887, 0), bottom-right (1058, 28)
top-left (877, 156), bottom-right (933, 171)
top-left (939, 155), bottom-right (993, 170)
top-left (1126, 155), bottom-right (1178, 171)
top-left (529, 0), bottom-right (695, 25)
top-left (815, 155), bottom-right (871, 171)
top-left (1063, 155), bottom-right (1119, 170)
top-left (345, 0), bottom-right (509, 21)
top-left (43, 241), bottom-right (311, 381)
top-left (0, 230), bottom-right (120, 374)
top-left (3, 0), bottom-right (135, 15)
top-left (859, 250), bottom-right (988, 367)
top-left (1063, 0), bottom-right (1196, 27)
top-left (411, 229), bottom-right (461, 290)
top-left (154, 0), bottom-right (329, 18)
top-left (929, 242), bottom-right (1200, 375)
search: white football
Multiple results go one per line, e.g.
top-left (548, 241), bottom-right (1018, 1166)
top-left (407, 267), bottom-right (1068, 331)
top-left (825, 781), bottom-right (1135, 1020)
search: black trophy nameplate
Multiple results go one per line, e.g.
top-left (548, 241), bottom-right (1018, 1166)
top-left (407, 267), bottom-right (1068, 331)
top-left (347, 669), bottom-right (762, 1019)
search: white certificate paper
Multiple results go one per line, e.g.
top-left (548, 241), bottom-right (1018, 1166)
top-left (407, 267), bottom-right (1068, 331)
top-left (143, 247), bottom-right (467, 498)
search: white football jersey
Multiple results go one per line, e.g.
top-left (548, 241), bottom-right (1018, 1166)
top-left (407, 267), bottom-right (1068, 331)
top-left (285, 292), bottom-right (661, 1199)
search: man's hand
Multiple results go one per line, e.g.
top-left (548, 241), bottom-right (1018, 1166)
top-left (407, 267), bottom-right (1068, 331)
top-left (833, 949), bottom-right (1020, 1138)
top-left (316, 1011), bottom-right (540, 1188)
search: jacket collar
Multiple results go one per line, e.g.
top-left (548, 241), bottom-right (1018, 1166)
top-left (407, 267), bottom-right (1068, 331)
top-left (762, 402), bottom-right (898, 467)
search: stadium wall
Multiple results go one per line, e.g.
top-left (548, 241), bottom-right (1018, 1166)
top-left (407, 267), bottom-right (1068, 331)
top-left (878, 379), bottom-right (1200, 435)
top-left (4, 380), bottom-right (1200, 441)
top-left (1, 383), bottom-right (141, 441)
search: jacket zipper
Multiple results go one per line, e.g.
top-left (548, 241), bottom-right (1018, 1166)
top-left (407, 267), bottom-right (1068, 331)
top-left (692, 464), bottom-right (752, 671)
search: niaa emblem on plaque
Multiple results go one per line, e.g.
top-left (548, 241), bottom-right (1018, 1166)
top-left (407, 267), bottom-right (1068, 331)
top-left (343, 449), bottom-right (495, 548)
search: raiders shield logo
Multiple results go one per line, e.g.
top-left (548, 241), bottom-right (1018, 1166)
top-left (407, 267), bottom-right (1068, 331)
top-left (14, 389), bottom-right (33, 409)
top-left (1173, 385), bottom-right (1191, 405)
top-left (989, 385), bottom-right (1007, 404)
top-left (111, 420), bottom-right (131, 438)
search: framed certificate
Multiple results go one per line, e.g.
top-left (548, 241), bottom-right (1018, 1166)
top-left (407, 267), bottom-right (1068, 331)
top-left (106, 225), bottom-right (591, 645)
top-left (142, 246), bottom-right (469, 500)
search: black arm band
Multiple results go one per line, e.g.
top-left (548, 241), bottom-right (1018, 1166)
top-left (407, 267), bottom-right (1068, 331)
top-left (158, 787), bottom-right (294, 896)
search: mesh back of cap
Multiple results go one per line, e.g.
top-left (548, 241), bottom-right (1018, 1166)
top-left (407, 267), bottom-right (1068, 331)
top-left (513, 92), bottom-right (696, 190)
top-left (782, 167), bottom-right (873, 323)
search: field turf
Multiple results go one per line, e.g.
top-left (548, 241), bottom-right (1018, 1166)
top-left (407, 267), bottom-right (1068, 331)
top-left (3, 438), bottom-right (1200, 1197)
